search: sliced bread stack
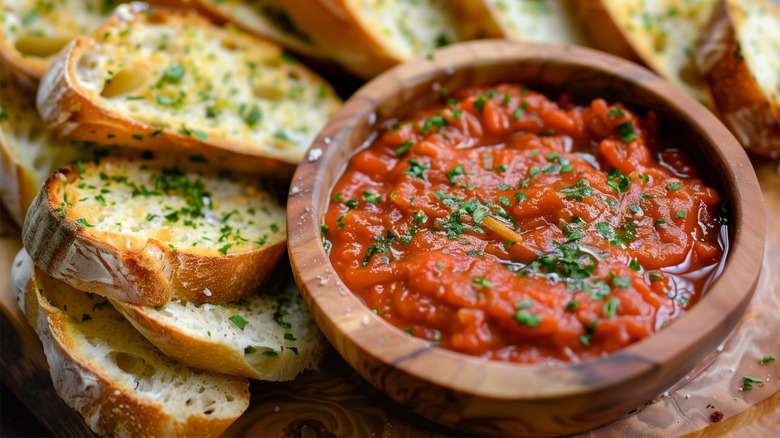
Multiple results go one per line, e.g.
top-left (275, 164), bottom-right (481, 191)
top-left (15, 153), bottom-right (327, 436)
top-left (12, 249), bottom-right (252, 437)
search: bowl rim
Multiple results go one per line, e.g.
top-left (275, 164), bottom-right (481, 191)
top-left (287, 40), bottom-right (765, 401)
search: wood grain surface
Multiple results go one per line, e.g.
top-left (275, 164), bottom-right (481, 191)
top-left (0, 161), bottom-right (778, 436)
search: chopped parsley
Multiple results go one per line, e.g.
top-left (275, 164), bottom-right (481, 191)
top-left (606, 168), bottom-right (631, 194)
top-left (742, 376), bottom-right (763, 391)
top-left (616, 121), bottom-right (638, 142)
top-left (760, 355), bottom-right (775, 365)
top-left (558, 179), bottom-right (593, 201)
top-left (446, 164), bottom-right (465, 185)
top-left (229, 314), bottom-right (248, 330)
top-left (472, 277), bottom-right (494, 289)
top-left (75, 218), bottom-right (95, 228)
top-left (603, 297), bottom-right (620, 318)
top-left (403, 160), bottom-right (429, 180)
top-left (163, 63), bottom-right (186, 83)
top-left (362, 190), bottom-right (381, 204)
top-left (513, 309), bottom-right (541, 328)
top-left (421, 113), bottom-right (448, 134)
top-left (395, 140), bottom-right (413, 155)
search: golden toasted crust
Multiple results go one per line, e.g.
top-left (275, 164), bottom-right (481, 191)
top-left (22, 156), bottom-right (287, 306)
top-left (283, 0), bottom-right (400, 79)
top-left (36, 7), bottom-right (341, 179)
top-left (697, 0), bottom-right (780, 158)
top-left (15, 253), bottom-right (250, 438)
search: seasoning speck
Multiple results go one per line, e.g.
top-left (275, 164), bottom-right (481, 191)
top-left (361, 315), bottom-right (369, 325)
top-left (290, 186), bottom-right (300, 195)
top-left (710, 411), bottom-right (725, 422)
top-left (274, 406), bottom-right (280, 413)
top-left (308, 148), bottom-right (323, 162)
top-left (203, 287), bottom-right (212, 297)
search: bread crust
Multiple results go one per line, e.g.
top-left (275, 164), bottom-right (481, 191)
top-left (16, 254), bottom-right (250, 438)
top-left (36, 7), bottom-right (341, 179)
top-left (697, 0), bottom-right (780, 158)
top-left (23, 157), bottom-right (287, 306)
top-left (285, 0), bottom-right (413, 79)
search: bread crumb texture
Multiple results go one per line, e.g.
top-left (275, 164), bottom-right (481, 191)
top-left (353, 0), bottom-right (459, 58)
top-left (603, 0), bottom-right (718, 102)
top-left (58, 156), bottom-right (285, 255)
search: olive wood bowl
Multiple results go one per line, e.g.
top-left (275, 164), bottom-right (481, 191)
top-left (287, 40), bottom-right (765, 436)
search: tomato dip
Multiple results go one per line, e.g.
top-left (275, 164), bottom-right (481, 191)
top-left (322, 84), bottom-right (726, 364)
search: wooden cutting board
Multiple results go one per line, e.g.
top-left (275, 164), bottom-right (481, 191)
top-left (1, 160), bottom-right (778, 437)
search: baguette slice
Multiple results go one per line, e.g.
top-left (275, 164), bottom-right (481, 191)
top-left (192, 0), bottom-right (323, 61)
top-left (0, 0), bottom-right (117, 84)
top-left (23, 154), bottom-right (287, 306)
top-left (285, 0), bottom-right (461, 79)
top-left (697, 0), bottom-right (780, 158)
top-left (453, 0), bottom-right (590, 46)
top-left (577, 0), bottom-right (716, 104)
top-left (37, 5), bottom-right (341, 179)
top-left (11, 249), bottom-right (250, 438)
top-left (111, 267), bottom-right (327, 381)
top-left (0, 76), bottom-right (122, 227)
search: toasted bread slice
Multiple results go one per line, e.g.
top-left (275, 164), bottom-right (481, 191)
top-left (0, 76), bottom-right (122, 227)
top-left (192, 0), bottom-right (323, 61)
top-left (697, 0), bottom-right (780, 158)
top-left (285, 0), bottom-right (461, 79)
top-left (11, 249), bottom-right (250, 438)
top-left (453, 0), bottom-right (590, 46)
top-left (111, 267), bottom-right (327, 381)
top-left (0, 0), bottom-right (117, 83)
top-left (577, 0), bottom-right (716, 104)
top-left (23, 154), bottom-right (287, 306)
top-left (37, 5), bottom-right (341, 179)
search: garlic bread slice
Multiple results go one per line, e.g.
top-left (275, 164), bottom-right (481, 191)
top-left (37, 5), bottom-right (341, 178)
top-left (453, 0), bottom-right (590, 46)
top-left (12, 249), bottom-right (250, 438)
top-left (0, 0), bottom-right (118, 83)
top-left (285, 0), bottom-right (461, 79)
top-left (0, 76), bottom-right (121, 227)
top-left (192, 0), bottom-right (323, 61)
top-left (578, 0), bottom-right (717, 104)
top-left (23, 154), bottom-right (287, 306)
top-left (697, 0), bottom-right (780, 158)
top-left (112, 269), bottom-right (327, 381)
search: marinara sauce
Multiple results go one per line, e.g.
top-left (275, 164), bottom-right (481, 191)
top-left (322, 84), bottom-right (726, 364)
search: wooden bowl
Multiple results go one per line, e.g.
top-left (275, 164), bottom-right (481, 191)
top-left (287, 40), bottom-right (765, 436)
